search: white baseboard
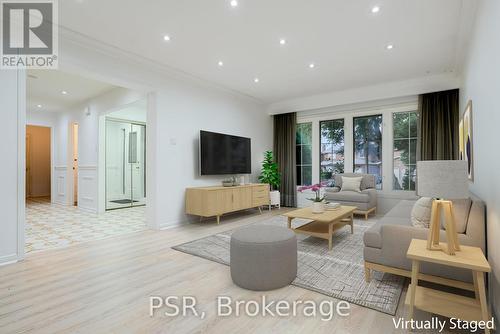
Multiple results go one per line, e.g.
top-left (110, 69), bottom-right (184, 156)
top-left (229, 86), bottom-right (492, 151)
top-left (0, 253), bottom-right (19, 266)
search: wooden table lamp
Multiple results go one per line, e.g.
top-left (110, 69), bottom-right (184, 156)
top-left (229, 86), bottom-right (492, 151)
top-left (416, 160), bottom-right (469, 255)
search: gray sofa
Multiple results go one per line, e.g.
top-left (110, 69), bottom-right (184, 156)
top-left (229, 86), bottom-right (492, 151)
top-left (325, 173), bottom-right (377, 219)
top-left (363, 196), bottom-right (485, 284)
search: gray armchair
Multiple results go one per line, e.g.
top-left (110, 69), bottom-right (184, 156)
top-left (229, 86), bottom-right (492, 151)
top-left (324, 173), bottom-right (377, 219)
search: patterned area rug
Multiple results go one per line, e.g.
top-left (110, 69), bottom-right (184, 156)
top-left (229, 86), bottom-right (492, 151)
top-left (173, 215), bottom-right (404, 315)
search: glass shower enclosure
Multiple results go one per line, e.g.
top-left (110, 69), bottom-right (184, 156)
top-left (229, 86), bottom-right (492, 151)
top-left (105, 118), bottom-right (146, 210)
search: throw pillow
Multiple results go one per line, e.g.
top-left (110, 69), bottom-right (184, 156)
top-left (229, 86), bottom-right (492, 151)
top-left (341, 176), bottom-right (362, 192)
top-left (411, 197), bottom-right (433, 228)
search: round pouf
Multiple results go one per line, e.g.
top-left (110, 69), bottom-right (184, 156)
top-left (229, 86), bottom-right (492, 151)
top-left (230, 225), bottom-right (297, 291)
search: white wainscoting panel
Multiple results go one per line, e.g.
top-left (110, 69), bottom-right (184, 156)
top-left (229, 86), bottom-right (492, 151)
top-left (78, 165), bottom-right (98, 212)
top-left (53, 166), bottom-right (67, 205)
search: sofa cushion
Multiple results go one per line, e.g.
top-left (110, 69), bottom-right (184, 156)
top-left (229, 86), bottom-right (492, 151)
top-left (341, 176), bottom-right (362, 192)
top-left (363, 216), bottom-right (413, 249)
top-left (333, 173), bottom-right (375, 190)
top-left (411, 197), bottom-right (433, 228)
top-left (441, 198), bottom-right (472, 234)
top-left (326, 190), bottom-right (369, 203)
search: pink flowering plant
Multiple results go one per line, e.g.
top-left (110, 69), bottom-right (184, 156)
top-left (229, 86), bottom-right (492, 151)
top-left (298, 182), bottom-right (329, 203)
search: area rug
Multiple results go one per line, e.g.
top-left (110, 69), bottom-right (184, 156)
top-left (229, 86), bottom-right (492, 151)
top-left (172, 215), bottom-right (404, 315)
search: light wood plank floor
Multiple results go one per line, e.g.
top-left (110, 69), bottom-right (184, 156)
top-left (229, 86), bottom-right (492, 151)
top-left (0, 209), bottom-right (460, 334)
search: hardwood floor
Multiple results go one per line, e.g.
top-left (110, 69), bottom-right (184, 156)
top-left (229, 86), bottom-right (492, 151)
top-left (0, 209), bottom-right (457, 333)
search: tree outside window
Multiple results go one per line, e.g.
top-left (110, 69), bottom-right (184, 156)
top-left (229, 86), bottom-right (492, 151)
top-left (393, 111), bottom-right (418, 190)
top-left (353, 115), bottom-right (383, 189)
top-left (320, 119), bottom-right (344, 185)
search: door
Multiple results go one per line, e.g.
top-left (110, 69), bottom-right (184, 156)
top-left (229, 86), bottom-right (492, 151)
top-left (72, 123), bottom-right (79, 205)
top-left (105, 119), bottom-right (146, 210)
top-left (130, 123), bottom-right (146, 205)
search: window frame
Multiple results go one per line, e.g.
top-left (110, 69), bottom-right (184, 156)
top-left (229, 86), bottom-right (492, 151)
top-left (296, 122), bottom-right (312, 186)
top-left (319, 118), bottom-right (345, 184)
top-left (352, 114), bottom-right (383, 190)
top-left (392, 110), bottom-right (418, 191)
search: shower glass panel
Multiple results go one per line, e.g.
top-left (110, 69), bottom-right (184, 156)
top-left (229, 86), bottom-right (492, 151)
top-left (105, 119), bottom-right (146, 210)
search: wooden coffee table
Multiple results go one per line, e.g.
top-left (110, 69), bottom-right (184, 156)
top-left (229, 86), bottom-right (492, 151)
top-left (283, 206), bottom-right (357, 250)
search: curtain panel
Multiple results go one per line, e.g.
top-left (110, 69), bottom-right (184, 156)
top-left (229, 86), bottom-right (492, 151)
top-left (418, 89), bottom-right (460, 161)
top-left (273, 112), bottom-right (297, 207)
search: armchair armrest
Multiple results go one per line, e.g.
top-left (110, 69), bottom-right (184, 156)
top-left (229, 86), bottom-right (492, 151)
top-left (361, 188), bottom-right (377, 208)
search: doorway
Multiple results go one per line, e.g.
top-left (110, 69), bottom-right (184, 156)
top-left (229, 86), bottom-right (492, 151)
top-left (25, 125), bottom-right (51, 201)
top-left (72, 123), bottom-right (79, 206)
top-left (105, 118), bottom-right (146, 210)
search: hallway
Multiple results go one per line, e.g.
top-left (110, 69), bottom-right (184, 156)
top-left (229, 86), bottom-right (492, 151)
top-left (26, 198), bottom-right (147, 253)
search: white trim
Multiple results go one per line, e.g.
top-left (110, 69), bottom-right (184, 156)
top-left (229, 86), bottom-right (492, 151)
top-left (0, 255), bottom-right (18, 267)
top-left (17, 69), bottom-right (26, 262)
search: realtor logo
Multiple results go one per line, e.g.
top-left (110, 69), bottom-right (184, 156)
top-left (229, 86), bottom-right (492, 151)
top-left (1, 0), bottom-right (58, 69)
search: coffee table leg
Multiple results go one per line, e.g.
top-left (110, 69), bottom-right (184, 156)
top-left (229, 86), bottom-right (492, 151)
top-left (287, 217), bottom-right (292, 229)
top-left (350, 213), bottom-right (354, 234)
top-left (328, 223), bottom-right (333, 250)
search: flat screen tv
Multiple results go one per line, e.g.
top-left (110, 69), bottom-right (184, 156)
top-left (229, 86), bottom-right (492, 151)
top-left (200, 130), bottom-right (251, 175)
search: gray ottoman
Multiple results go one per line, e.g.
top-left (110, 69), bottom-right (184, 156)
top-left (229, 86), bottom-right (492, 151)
top-left (230, 225), bottom-right (297, 291)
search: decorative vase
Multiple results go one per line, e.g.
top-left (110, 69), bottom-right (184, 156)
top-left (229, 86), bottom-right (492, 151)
top-left (312, 201), bottom-right (325, 214)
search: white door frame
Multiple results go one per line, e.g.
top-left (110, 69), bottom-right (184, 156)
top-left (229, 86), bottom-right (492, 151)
top-left (17, 69), bottom-right (27, 262)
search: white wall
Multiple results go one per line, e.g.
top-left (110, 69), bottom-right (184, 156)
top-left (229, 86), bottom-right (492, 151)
top-left (153, 88), bottom-right (272, 227)
top-left (0, 70), bottom-right (25, 264)
top-left (460, 0), bottom-right (500, 320)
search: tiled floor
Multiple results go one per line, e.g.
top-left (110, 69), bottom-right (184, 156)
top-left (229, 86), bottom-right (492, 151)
top-left (25, 198), bottom-right (147, 253)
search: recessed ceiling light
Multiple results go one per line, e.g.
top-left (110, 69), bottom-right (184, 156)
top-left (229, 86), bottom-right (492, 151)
top-left (37, 104), bottom-right (42, 108)
top-left (218, 61), bottom-right (224, 67)
top-left (163, 35), bottom-right (171, 41)
top-left (61, 90), bottom-right (68, 95)
top-left (254, 78), bottom-right (259, 83)
top-left (279, 38), bottom-right (286, 45)
top-left (309, 63), bottom-right (315, 69)
top-left (230, 0), bottom-right (238, 7)
top-left (371, 6), bottom-right (380, 13)
top-left (386, 44), bottom-right (394, 50)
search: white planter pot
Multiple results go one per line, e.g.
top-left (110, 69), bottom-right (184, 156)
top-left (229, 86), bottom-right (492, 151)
top-left (270, 190), bottom-right (280, 206)
top-left (312, 201), bottom-right (325, 214)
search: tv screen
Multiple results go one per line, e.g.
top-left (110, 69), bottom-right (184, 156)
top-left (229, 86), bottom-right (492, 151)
top-left (200, 130), bottom-right (251, 175)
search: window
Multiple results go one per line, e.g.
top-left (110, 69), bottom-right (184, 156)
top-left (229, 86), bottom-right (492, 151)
top-left (296, 123), bottom-right (312, 185)
top-left (393, 111), bottom-right (418, 190)
top-left (320, 119), bottom-right (344, 184)
top-left (353, 115), bottom-right (383, 189)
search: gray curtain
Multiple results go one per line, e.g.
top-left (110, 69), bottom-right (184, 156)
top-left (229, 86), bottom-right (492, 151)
top-left (418, 89), bottom-right (459, 160)
top-left (273, 113), bottom-right (297, 207)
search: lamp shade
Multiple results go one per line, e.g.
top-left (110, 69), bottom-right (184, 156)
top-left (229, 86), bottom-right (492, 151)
top-left (416, 160), bottom-right (469, 199)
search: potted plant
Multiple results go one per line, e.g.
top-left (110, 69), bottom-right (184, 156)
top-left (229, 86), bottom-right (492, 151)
top-left (258, 151), bottom-right (281, 208)
top-left (298, 183), bottom-right (328, 213)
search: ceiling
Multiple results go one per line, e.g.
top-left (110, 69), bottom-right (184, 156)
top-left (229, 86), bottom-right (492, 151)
top-left (59, 0), bottom-right (465, 103)
top-left (27, 70), bottom-right (116, 113)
